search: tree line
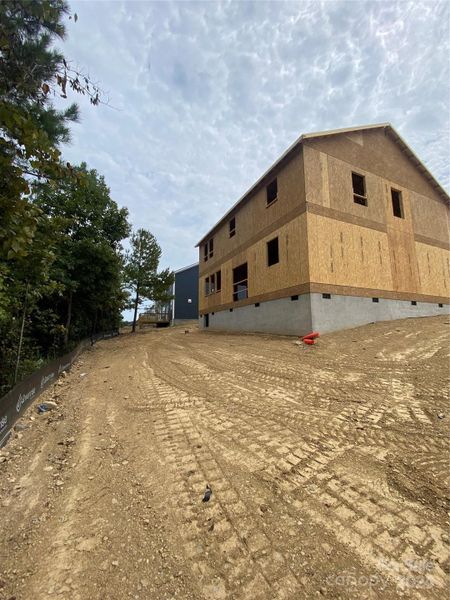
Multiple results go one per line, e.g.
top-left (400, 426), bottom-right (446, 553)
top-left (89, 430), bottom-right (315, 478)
top-left (0, 1), bottom-right (173, 395)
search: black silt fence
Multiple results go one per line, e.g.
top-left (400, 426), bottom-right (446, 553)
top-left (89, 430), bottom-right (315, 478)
top-left (0, 331), bottom-right (118, 448)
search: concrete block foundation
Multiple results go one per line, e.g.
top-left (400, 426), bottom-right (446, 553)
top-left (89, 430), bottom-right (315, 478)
top-left (199, 293), bottom-right (449, 336)
top-left (201, 295), bottom-right (312, 336)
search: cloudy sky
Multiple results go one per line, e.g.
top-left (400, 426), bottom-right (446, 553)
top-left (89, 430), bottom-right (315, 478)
top-left (58, 0), bottom-right (449, 272)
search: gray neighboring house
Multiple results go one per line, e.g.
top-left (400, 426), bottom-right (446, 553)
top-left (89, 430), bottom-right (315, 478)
top-left (172, 263), bottom-right (199, 323)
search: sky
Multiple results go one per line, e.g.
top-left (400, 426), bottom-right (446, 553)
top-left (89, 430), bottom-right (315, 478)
top-left (57, 0), bottom-right (450, 274)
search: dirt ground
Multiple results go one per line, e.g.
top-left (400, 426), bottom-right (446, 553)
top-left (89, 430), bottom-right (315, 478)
top-left (0, 316), bottom-right (449, 600)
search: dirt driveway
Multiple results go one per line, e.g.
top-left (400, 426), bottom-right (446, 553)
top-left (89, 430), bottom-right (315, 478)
top-left (0, 316), bottom-right (449, 599)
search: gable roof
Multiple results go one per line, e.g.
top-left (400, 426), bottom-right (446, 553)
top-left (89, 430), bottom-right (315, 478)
top-left (196, 123), bottom-right (449, 247)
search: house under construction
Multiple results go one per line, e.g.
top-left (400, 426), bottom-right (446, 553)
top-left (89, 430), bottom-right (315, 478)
top-left (197, 123), bottom-right (449, 335)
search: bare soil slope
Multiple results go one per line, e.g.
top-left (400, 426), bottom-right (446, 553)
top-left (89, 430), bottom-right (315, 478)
top-left (0, 316), bottom-right (449, 600)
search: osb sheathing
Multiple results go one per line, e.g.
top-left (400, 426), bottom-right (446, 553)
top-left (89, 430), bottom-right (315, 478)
top-left (199, 213), bottom-right (309, 313)
top-left (199, 150), bottom-right (305, 276)
top-left (410, 191), bottom-right (449, 246)
top-left (304, 131), bottom-right (449, 299)
top-left (307, 213), bottom-right (393, 291)
top-left (199, 128), bottom-right (449, 312)
top-left (303, 128), bottom-right (444, 205)
top-left (415, 243), bottom-right (450, 297)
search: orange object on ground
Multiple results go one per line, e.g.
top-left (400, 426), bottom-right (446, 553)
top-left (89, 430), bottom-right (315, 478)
top-left (302, 332), bottom-right (320, 340)
top-left (304, 338), bottom-right (315, 345)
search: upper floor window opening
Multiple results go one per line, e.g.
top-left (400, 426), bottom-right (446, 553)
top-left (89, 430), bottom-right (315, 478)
top-left (266, 178), bottom-right (278, 206)
top-left (352, 172), bottom-right (367, 206)
top-left (203, 238), bottom-right (214, 261)
top-left (391, 189), bottom-right (404, 218)
top-left (229, 217), bottom-right (236, 238)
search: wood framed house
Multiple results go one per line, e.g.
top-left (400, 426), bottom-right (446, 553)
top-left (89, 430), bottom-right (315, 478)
top-left (197, 124), bottom-right (449, 335)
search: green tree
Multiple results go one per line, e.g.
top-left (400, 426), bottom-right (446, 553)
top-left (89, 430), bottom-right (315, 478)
top-left (33, 163), bottom-right (130, 342)
top-left (0, 212), bottom-right (62, 392)
top-left (123, 229), bottom-right (174, 333)
top-left (0, 1), bottom-right (126, 394)
top-left (0, 163), bottom-right (130, 394)
top-left (0, 0), bottom-right (102, 261)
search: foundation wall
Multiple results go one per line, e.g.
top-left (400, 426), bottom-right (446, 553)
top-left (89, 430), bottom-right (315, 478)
top-left (310, 293), bottom-right (448, 334)
top-left (200, 295), bottom-right (312, 336)
top-left (199, 293), bottom-right (448, 336)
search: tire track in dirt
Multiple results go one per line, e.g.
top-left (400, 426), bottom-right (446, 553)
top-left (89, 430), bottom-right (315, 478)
top-left (1, 318), bottom-right (449, 599)
top-left (144, 324), bottom-right (450, 598)
top-left (136, 369), bottom-right (303, 599)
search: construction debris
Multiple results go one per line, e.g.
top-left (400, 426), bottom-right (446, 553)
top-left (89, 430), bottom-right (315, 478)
top-left (202, 484), bottom-right (212, 502)
top-left (301, 331), bottom-right (320, 346)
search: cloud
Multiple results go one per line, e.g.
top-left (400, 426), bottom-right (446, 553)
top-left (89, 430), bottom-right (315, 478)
top-left (57, 0), bottom-right (449, 274)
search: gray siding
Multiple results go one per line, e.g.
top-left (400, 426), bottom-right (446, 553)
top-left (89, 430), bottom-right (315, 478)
top-left (174, 264), bottom-right (199, 320)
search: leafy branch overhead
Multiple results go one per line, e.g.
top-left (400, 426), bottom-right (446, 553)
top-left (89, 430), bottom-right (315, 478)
top-left (47, 58), bottom-right (104, 106)
top-left (0, 0), bottom-right (106, 260)
top-left (1, 1), bottom-right (104, 107)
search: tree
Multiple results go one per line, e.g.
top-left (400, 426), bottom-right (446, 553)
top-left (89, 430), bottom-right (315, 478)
top-left (123, 229), bottom-right (174, 333)
top-left (0, 212), bottom-right (62, 393)
top-left (33, 163), bottom-right (130, 343)
top-left (0, 1), bottom-right (126, 394)
top-left (0, 163), bottom-right (130, 394)
top-left (0, 0), bottom-right (103, 261)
